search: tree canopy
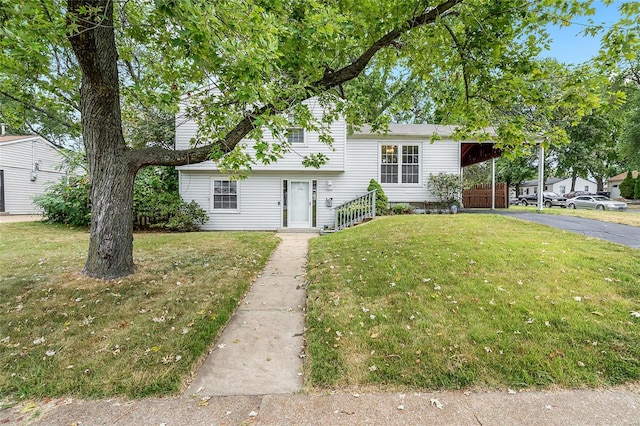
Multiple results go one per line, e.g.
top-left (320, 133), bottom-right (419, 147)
top-left (1, 0), bottom-right (638, 278)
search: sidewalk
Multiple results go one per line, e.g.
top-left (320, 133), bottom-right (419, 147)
top-left (18, 384), bottom-right (640, 425)
top-left (4, 232), bottom-right (639, 425)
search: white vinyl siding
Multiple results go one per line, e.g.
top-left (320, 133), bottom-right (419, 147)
top-left (176, 98), bottom-right (346, 172)
top-left (180, 170), bottom-right (348, 230)
top-left (0, 137), bottom-right (69, 214)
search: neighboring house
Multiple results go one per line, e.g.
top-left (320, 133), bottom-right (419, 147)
top-left (176, 98), bottom-right (499, 231)
top-left (607, 171), bottom-right (639, 199)
top-left (519, 177), bottom-right (597, 197)
top-left (0, 134), bottom-right (70, 214)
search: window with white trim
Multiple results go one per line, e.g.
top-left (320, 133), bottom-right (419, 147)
top-left (287, 127), bottom-right (305, 144)
top-left (380, 144), bottom-right (420, 184)
top-left (212, 179), bottom-right (238, 211)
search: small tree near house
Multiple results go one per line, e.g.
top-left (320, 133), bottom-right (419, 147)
top-left (367, 179), bottom-right (388, 216)
top-left (634, 175), bottom-right (640, 200)
top-left (619, 171), bottom-right (635, 199)
top-left (429, 173), bottom-right (463, 209)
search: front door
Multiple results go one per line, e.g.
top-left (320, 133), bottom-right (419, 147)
top-left (288, 181), bottom-right (311, 228)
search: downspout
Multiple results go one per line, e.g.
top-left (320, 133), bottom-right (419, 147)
top-left (30, 140), bottom-right (38, 181)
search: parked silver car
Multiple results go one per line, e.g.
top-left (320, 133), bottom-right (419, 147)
top-left (565, 195), bottom-right (628, 211)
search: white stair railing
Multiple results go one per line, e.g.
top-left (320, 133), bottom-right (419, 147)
top-left (334, 190), bottom-right (377, 231)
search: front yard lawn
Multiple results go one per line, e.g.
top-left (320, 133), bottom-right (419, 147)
top-left (0, 223), bottom-right (279, 399)
top-left (306, 215), bottom-right (640, 391)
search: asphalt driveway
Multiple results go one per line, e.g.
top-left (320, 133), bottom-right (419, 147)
top-left (488, 211), bottom-right (640, 249)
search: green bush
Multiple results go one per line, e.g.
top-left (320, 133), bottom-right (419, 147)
top-left (391, 203), bottom-right (414, 215)
top-left (133, 166), bottom-right (183, 224)
top-left (428, 172), bottom-right (462, 208)
top-left (158, 200), bottom-right (209, 232)
top-left (619, 171), bottom-right (635, 199)
top-left (634, 176), bottom-right (640, 200)
top-left (34, 175), bottom-right (91, 226)
top-left (35, 166), bottom-right (208, 231)
top-left (367, 179), bottom-right (388, 216)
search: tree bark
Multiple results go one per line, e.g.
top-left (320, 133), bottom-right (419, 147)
top-left (68, 0), bottom-right (137, 278)
top-left (595, 176), bottom-right (604, 191)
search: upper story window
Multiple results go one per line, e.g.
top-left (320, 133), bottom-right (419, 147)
top-left (212, 179), bottom-right (238, 212)
top-left (380, 144), bottom-right (420, 184)
top-left (287, 127), bottom-right (305, 145)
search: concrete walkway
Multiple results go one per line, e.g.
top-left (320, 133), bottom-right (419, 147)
top-left (184, 232), bottom-right (316, 396)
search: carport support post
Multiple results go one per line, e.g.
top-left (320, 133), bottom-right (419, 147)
top-left (537, 144), bottom-right (544, 211)
top-left (491, 157), bottom-right (496, 210)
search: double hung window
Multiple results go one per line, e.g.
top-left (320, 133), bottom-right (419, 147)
top-left (380, 144), bottom-right (420, 184)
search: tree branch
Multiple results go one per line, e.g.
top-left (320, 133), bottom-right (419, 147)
top-left (129, 0), bottom-right (465, 168)
top-left (0, 90), bottom-right (78, 130)
top-left (442, 22), bottom-right (471, 101)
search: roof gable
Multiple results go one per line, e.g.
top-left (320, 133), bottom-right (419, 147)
top-left (609, 171), bottom-right (639, 182)
top-left (0, 135), bottom-right (38, 144)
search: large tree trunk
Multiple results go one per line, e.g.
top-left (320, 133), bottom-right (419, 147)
top-left (595, 176), bottom-right (604, 191)
top-left (68, 0), bottom-right (138, 278)
top-left (84, 158), bottom-right (137, 278)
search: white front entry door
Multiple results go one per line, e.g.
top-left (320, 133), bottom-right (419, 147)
top-left (289, 181), bottom-right (311, 228)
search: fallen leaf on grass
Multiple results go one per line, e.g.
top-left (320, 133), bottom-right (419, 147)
top-left (549, 349), bottom-right (565, 359)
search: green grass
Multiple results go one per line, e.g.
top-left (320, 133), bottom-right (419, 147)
top-left (305, 215), bottom-right (640, 392)
top-left (0, 222), bottom-right (279, 400)
top-left (509, 205), bottom-right (640, 227)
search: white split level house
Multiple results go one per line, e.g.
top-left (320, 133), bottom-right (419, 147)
top-left (176, 98), bottom-right (500, 231)
top-left (0, 133), bottom-right (71, 214)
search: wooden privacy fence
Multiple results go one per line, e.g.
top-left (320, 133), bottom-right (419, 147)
top-left (462, 183), bottom-right (509, 208)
